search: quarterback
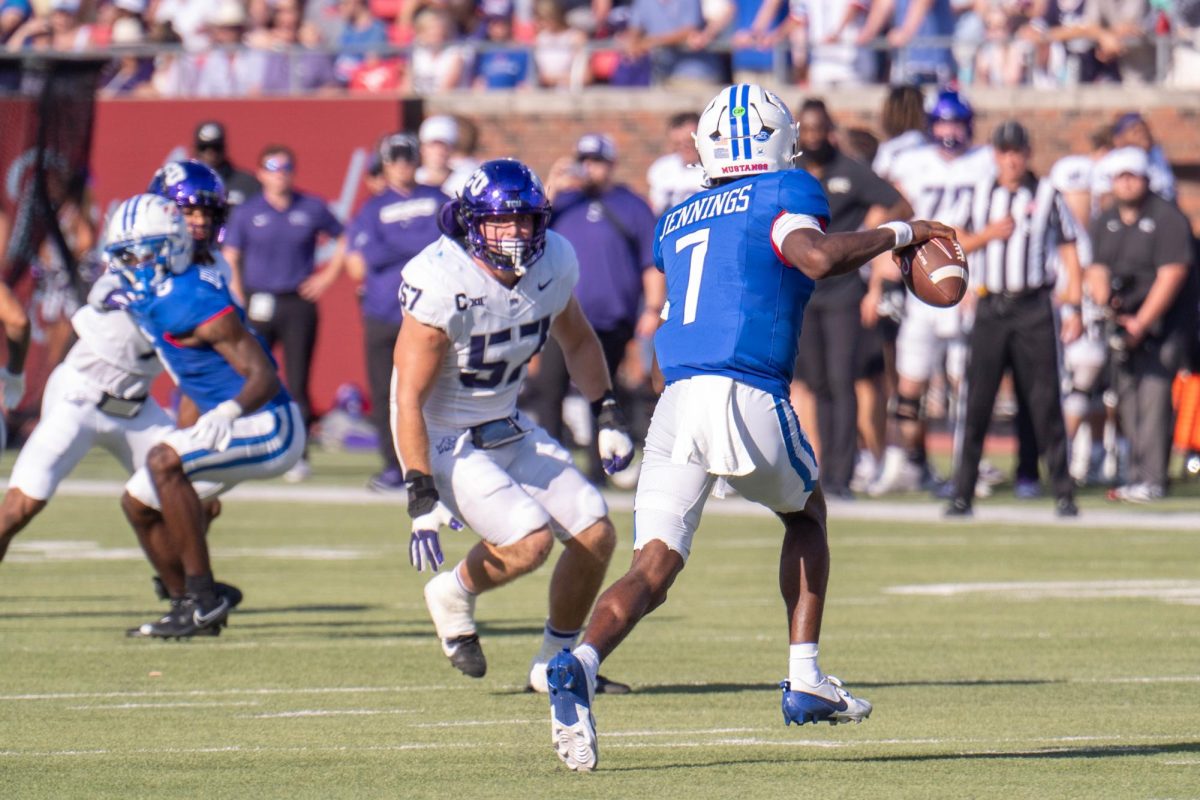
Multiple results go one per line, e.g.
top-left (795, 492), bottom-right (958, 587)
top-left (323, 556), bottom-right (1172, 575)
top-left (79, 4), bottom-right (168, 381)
top-left (392, 159), bottom-right (634, 693)
top-left (544, 84), bottom-right (953, 771)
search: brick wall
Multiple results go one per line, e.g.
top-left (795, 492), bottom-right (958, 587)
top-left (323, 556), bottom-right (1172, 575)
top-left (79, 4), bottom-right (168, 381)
top-left (426, 87), bottom-right (1200, 231)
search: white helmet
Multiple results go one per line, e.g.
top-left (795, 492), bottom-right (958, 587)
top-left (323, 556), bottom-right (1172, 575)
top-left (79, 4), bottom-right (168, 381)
top-left (694, 84), bottom-right (798, 184)
top-left (103, 193), bottom-right (193, 292)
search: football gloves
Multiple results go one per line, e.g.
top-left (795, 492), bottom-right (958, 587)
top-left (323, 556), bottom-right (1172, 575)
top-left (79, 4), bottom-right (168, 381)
top-left (191, 400), bottom-right (242, 453)
top-left (593, 391), bottom-right (634, 475)
top-left (0, 367), bottom-right (24, 412)
top-left (406, 471), bottom-right (463, 572)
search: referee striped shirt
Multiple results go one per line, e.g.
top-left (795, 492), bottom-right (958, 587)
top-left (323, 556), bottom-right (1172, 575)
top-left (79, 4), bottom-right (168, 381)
top-left (968, 172), bottom-right (1075, 295)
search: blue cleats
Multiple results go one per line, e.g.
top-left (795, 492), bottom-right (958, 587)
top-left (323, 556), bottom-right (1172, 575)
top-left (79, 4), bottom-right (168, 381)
top-left (781, 676), bottom-right (872, 726)
top-left (547, 649), bottom-right (598, 771)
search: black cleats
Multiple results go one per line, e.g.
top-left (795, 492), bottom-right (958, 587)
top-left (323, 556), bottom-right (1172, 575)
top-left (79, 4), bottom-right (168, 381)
top-left (594, 674), bottom-right (632, 695)
top-left (944, 497), bottom-right (974, 517)
top-left (151, 577), bottom-right (243, 610)
top-left (127, 593), bottom-right (232, 640)
top-left (445, 633), bottom-right (487, 678)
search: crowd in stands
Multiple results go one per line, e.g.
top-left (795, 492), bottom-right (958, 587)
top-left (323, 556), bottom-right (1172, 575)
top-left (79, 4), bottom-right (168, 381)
top-left (3, 0), bottom-right (1200, 94)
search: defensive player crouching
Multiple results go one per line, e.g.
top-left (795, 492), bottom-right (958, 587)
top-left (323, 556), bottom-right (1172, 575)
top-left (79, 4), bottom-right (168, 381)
top-left (104, 194), bottom-right (304, 638)
top-left (392, 159), bottom-right (633, 693)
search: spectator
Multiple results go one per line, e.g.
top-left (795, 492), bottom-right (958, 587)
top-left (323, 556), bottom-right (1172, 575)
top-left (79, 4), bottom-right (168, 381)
top-left (627, 0), bottom-right (725, 86)
top-left (193, 1), bottom-right (262, 97)
top-left (154, 0), bottom-right (214, 50)
top-left (192, 120), bottom-right (261, 208)
top-left (532, 0), bottom-right (589, 88)
top-left (346, 133), bottom-right (448, 491)
top-left (415, 115), bottom-right (459, 191)
top-left (99, 17), bottom-right (154, 97)
top-left (858, 0), bottom-right (957, 84)
top-left (728, 0), bottom-right (788, 84)
top-left (525, 133), bottom-right (661, 484)
top-left (0, 0), bottom-right (31, 46)
top-left (223, 145), bottom-right (345, 482)
top-left (787, 0), bottom-right (875, 86)
top-left (473, 0), bottom-right (532, 89)
top-left (335, 0), bottom-right (389, 85)
top-left (1088, 147), bottom-right (1195, 502)
top-left (255, 0), bottom-right (338, 93)
top-left (645, 111), bottom-right (706, 216)
top-left (404, 5), bottom-right (470, 94)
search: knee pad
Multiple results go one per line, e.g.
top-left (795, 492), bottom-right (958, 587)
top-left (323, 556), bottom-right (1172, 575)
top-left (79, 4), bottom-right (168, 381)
top-left (893, 393), bottom-right (923, 423)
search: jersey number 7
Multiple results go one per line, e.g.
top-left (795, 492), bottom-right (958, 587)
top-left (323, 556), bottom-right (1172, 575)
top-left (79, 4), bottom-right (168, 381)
top-left (675, 227), bottom-right (709, 325)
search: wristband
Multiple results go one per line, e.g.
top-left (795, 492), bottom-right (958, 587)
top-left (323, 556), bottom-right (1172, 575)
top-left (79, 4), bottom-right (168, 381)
top-left (878, 221), bottom-right (913, 250)
top-left (214, 399), bottom-right (243, 420)
top-left (405, 470), bottom-right (439, 517)
top-left (590, 390), bottom-right (618, 419)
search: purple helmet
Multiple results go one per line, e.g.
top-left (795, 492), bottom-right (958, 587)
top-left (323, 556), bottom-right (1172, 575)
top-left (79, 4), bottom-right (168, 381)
top-left (454, 159), bottom-right (551, 273)
top-left (147, 160), bottom-right (228, 247)
top-left (927, 89), bottom-right (974, 153)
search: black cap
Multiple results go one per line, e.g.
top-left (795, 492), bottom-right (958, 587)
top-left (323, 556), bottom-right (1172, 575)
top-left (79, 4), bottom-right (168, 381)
top-left (194, 121), bottom-right (226, 150)
top-left (380, 132), bottom-right (419, 164)
top-left (992, 120), bottom-right (1030, 151)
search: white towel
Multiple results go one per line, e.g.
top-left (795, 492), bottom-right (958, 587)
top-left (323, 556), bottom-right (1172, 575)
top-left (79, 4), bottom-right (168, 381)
top-left (669, 376), bottom-right (755, 477)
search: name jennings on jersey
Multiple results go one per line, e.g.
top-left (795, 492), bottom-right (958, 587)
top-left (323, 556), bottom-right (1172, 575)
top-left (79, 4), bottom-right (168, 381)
top-left (653, 171), bottom-right (830, 401)
top-left (659, 184), bottom-right (753, 238)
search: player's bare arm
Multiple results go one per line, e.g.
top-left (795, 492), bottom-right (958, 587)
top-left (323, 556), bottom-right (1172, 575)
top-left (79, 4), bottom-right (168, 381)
top-left (550, 295), bottom-right (613, 403)
top-left (392, 317), bottom-right (451, 476)
top-left (781, 221), bottom-right (956, 281)
top-left (193, 310), bottom-right (281, 414)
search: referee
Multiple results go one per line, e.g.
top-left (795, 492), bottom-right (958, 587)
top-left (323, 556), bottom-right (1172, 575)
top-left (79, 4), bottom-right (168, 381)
top-left (946, 121), bottom-right (1082, 518)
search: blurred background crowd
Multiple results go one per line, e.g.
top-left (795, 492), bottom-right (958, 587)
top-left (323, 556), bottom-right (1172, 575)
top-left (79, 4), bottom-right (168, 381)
top-left (3, 0), bottom-right (1200, 95)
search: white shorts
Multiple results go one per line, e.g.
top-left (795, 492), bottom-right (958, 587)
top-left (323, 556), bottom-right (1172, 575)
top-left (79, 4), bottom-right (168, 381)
top-left (421, 411), bottom-right (608, 548)
top-left (633, 378), bottom-right (818, 561)
top-left (896, 300), bottom-right (965, 383)
top-left (125, 401), bottom-right (304, 510)
top-left (9, 363), bottom-right (176, 501)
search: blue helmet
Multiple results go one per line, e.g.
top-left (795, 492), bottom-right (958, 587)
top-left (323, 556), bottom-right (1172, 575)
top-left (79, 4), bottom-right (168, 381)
top-left (927, 89), bottom-right (974, 152)
top-left (147, 160), bottom-right (228, 247)
top-left (453, 159), bottom-right (551, 274)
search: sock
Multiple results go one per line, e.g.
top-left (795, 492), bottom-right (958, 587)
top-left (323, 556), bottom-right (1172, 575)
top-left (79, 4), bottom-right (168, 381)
top-left (789, 642), bottom-right (823, 687)
top-left (537, 622), bottom-right (580, 663)
top-left (185, 573), bottom-right (216, 600)
top-left (573, 643), bottom-right (600, 685)
top-left (452, 563), bottom-right (476, 596)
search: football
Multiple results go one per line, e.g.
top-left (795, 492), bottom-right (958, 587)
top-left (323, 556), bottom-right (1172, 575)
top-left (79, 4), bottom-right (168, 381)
top-left (897, 236), bottom-right (969, 308)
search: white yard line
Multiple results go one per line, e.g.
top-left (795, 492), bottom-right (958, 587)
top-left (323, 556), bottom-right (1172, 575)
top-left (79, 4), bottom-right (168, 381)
top-left (68, 701), bottom-right (262, 710)
top-left (0, 685), bottom-right (455, 702)
top-left (247, 709), bottom-right (414, 719)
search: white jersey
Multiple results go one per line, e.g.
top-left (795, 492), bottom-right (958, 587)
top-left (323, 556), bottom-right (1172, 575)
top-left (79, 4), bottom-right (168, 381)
top-left (646, 153), bottom-right (707, 216)
top-left (64, 306), bottom-right (162, 402)
top-left (400, 231), bottom-right (580, 429)
top-left (890, 143), bottom-right (995, 229)
top-left (873, 130), bottom-right (930, 184)
top-left (1049, 154), bottom-right (1094, 270)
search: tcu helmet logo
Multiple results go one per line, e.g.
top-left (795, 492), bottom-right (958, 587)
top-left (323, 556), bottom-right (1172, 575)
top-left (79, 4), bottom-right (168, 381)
top-left (162, 161), bottom-right (187, 187)
top-left (466, 168), bottom-right (491, 198)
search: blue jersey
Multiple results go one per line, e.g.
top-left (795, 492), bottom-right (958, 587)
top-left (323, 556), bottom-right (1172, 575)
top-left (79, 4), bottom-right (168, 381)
top-left (125, 265), bottom-right (290, 414)
top-left (652, 170), bottom-right (829, 399)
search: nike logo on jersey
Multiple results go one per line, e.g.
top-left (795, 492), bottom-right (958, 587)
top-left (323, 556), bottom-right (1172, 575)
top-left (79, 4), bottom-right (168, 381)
top-left (537, 277), bottom-right (553, 290)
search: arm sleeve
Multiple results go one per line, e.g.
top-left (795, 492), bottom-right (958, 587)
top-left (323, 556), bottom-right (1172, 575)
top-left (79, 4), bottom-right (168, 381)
top-left (1050, 190), bottom-right (1075, 244)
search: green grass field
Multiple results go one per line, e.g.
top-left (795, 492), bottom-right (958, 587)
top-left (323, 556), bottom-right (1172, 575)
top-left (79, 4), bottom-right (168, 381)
top-left (2, 452), bottom-right (1200, 799)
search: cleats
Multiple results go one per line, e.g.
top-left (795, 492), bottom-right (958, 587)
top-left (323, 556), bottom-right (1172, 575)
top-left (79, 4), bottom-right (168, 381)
top-left (126, 593), bottom-right (231, 640)
top-left (548, 649), bottom-right (598, 772)
top-left (443, 633), bottom-right (487, 678)
top-left (150, 578), bottom-right (244, 610)
top-left (780, 676), bottom-right (872, 726)
top-left (424, 572), bottom-right (484, 677)
top-left (528, 664), bottom-right (630, 695)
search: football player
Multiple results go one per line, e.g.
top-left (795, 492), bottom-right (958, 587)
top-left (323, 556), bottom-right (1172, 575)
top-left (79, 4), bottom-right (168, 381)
top-left (104, 193), bottom-right (305, 638)
top-left (869, 89), bottom-right (994, 496)
top-left (392, 159), bottom-right (634, 694)
top-left (543, 84), bottom-right (952, 771)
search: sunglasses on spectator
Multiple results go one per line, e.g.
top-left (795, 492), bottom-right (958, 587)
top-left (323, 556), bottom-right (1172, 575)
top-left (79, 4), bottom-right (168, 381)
top-left (262, 158), bottom-right (293, 172)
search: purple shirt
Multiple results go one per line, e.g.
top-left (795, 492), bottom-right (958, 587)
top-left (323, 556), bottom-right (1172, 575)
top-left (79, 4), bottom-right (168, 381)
top-left (550, 186), bottom-right (656, 331)
top-left (225, 192), bottom-right (342, 293)
top-left (349, 184), bottom-right (448, 324)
